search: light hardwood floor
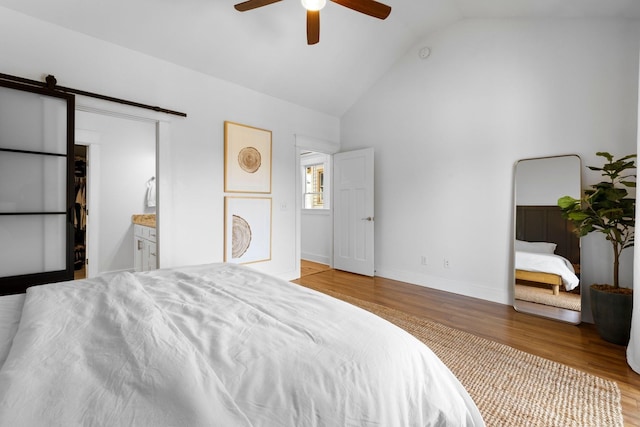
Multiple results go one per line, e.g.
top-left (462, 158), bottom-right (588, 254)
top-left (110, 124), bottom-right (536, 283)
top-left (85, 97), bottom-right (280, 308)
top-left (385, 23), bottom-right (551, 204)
top-left (300, 260), bottom-right (332, 277)
top-left (293, 262), bottom-right (640, 426)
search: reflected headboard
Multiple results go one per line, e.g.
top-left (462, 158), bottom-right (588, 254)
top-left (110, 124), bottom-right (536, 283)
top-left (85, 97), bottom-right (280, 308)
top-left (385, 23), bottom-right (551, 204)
top-left (515, 205), bottom-right (580, 266)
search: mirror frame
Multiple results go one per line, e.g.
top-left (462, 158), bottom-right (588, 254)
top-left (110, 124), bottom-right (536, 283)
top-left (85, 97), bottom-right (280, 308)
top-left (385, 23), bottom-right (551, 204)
top-left (513, 154), bottom-right (582, 324)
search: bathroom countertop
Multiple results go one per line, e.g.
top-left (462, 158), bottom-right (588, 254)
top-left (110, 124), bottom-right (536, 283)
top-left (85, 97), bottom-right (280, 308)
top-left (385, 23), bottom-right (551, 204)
top-left (131, 214), bottom-right (156, 228)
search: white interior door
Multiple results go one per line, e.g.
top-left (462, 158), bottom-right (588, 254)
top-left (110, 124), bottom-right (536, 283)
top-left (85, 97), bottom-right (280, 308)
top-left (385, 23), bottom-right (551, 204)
top-left (333, 147), bottom-right (374, 276)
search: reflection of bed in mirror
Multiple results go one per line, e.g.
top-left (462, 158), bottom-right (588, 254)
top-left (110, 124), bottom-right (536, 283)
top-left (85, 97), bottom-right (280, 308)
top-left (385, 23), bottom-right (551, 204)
top-left (515, 249), bottom-right (579, 295)
top-left (515, 205), bottom-right (581, 313)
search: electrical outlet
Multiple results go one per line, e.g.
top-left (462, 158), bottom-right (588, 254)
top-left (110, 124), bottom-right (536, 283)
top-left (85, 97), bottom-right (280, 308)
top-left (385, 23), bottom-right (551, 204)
top-left (443, 259), bottom-right (450, 269)
top-left (421, 255), bottom-right (427, 266)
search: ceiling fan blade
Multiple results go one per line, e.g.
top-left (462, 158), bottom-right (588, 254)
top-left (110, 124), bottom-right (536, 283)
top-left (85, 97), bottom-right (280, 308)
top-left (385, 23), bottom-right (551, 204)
top-left (307, 10), bottom-right (320, 45)
top-left (330, 0), bottom-right (391, 19)
top-left (234, 0), bottom-right (282, 12)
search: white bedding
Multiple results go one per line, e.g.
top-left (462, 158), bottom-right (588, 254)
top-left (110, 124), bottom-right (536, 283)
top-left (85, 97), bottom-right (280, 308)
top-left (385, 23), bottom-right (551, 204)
top-left (0, 293), bottom-right (24, 367)
top-left (0, 263), bottom-right (484, 426)
top-left (515, 250), bottom-right (580, 291)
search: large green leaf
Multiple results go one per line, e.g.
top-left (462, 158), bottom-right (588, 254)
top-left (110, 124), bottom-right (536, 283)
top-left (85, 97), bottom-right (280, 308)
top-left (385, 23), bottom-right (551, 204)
top-left (557, 195), bottom-right (579, 210)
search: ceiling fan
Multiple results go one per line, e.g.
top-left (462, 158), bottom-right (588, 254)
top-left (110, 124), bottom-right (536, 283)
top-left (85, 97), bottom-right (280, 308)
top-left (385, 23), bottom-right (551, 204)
top-left (234, 0), bottom-right (392, 45)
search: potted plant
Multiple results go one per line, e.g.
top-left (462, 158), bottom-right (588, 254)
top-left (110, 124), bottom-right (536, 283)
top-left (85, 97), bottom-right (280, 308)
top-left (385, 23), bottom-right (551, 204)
top-left (558, 152), bottom-right (635, 345)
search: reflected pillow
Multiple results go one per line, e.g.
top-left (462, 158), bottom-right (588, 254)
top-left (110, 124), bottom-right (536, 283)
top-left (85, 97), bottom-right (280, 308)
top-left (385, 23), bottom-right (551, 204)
top-left (515, 239), bottom-right (557, 254)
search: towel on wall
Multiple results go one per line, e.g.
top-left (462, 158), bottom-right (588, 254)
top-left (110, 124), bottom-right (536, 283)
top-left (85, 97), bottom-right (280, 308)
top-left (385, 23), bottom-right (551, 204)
top-left (146, 177), bottom-right (156, 208)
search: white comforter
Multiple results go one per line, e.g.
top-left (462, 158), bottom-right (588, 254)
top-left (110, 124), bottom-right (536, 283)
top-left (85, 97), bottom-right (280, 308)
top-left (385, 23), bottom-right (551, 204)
top-left (515, 251), bottom-right (580, 291)
top-left (0, 263), bottom-right (484, 426)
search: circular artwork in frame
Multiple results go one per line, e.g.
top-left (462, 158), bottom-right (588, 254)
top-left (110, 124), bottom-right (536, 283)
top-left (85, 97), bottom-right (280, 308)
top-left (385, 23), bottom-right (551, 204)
top-left (232, 214), bottom-right (252, 258)
top-left (238, 147), bottom-right (261, 173)
top-left (224, 121), bottom-right (272, 193)
top-left (225, 196), bottom-right (272, 264)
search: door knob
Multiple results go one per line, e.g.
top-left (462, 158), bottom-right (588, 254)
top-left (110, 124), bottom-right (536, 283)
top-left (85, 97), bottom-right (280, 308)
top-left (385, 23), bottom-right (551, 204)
top-left (361, 216), bottom-right (374, 221)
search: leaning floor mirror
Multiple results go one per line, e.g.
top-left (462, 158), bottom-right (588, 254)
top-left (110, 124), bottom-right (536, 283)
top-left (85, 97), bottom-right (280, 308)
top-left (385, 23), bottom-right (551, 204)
top-left (513, 155), bottom-right (582, 324)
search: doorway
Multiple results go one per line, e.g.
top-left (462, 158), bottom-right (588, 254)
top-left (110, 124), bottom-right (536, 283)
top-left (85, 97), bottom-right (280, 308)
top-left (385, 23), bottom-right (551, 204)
top-left (300, 150), bottom-right (332, 275)
top-left (73, 145), bottom-right (87, 279)
top-left (75, 108), bottom-right (157, 277)
top-left (295, 138), bottom-right (375, 279)
top-left (295, 135), bottom-right (339, 279)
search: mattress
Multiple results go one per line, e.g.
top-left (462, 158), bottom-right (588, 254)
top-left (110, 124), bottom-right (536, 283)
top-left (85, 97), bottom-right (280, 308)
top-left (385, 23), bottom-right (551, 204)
top-left (0, 263), bottom-right (484, 426)
top-left (515, 250), bottom-right (580, 291)
top-left (0, 293), bottom-right (25, 368)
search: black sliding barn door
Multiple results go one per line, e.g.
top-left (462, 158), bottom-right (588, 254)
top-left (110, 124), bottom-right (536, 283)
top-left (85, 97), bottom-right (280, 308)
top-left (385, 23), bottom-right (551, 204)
top-left (0, 80), bottom-right (75, 295)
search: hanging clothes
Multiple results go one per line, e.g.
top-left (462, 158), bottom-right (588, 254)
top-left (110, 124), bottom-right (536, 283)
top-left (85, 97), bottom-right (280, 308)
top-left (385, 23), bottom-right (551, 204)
top-left (74, 176), bottom-right (86, 231)
top-left (74, 156), bottom-right (87, 271)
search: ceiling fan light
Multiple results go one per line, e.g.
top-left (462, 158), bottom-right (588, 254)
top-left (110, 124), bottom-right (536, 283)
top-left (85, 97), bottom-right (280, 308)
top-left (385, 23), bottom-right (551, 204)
top-left (301, 0), bottom-right (326, 11)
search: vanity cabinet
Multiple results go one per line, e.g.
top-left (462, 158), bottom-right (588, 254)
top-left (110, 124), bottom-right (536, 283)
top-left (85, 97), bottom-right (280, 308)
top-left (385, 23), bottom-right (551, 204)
top-left (134, 224), bottom-right (157, 272)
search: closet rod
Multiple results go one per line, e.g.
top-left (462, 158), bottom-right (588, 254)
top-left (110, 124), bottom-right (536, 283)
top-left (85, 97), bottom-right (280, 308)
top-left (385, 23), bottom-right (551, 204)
top-left (0, 72), bottom-right (187, 118)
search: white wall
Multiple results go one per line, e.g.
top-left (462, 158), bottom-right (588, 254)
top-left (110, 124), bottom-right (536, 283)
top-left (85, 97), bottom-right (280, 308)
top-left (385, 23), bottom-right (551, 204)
top-left (76, 111), bottom-right (155, 274)
top-left (0, 7), bottom-right (340, 280)
top-left (341, 18), bottom-right (639, 309)
top-left (301, 210), bottom-right (332, 264)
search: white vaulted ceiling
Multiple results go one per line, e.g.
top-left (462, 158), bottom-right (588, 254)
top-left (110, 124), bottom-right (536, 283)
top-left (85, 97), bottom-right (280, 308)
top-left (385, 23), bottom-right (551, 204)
top-left (1, 0), bottom-right (639, 116)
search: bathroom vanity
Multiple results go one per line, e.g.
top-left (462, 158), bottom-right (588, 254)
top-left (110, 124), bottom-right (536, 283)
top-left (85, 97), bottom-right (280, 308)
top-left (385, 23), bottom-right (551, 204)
top-left (132, 215), bottom-right (157, 272)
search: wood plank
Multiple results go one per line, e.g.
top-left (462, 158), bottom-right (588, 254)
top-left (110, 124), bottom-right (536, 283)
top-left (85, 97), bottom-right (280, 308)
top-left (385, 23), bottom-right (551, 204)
top-left (300, 260), bottom-right (331, 277)
top-left (292, 265), bottom-right (640, 426)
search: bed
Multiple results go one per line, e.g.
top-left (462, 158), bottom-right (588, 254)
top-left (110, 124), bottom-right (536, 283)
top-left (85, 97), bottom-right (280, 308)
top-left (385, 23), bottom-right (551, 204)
top-left (0, 263), bottom-right (484, 426)
top-left (515, 205), bottom-right (581, 296)
top-left (515, 249), bottom-right (580, 294)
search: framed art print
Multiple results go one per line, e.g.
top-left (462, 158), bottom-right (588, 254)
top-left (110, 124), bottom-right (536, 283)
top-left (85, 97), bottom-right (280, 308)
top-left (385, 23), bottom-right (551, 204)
top-left (224, 121), bottom-right (272, 193)
top-left (224, 196), bottom-right (272, 264)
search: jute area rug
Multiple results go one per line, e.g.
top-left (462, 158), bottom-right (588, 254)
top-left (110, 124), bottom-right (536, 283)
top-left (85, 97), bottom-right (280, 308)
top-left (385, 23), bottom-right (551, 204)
top-left (515, 284), bottom-right (581, 312)
top-left (325, 290), bottom-right (623, 427)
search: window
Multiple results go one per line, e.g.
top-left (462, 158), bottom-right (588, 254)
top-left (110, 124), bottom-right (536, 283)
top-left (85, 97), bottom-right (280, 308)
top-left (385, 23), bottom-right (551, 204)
top-left (301, 152), bottom-right (330, 210)
top-left (305, 164), bottom-right (324, 208)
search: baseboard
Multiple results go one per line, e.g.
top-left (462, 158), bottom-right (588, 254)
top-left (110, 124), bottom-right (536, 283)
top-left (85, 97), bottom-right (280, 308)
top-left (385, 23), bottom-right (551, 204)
top-left (301, 253), bottom-right (330, 265)
top-left (374, 266), bottom-right (509, 306)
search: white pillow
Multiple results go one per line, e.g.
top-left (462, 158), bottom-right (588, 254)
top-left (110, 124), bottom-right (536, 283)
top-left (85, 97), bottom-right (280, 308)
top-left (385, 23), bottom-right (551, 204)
top-left (515, 239), bottom-right (557, 254)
